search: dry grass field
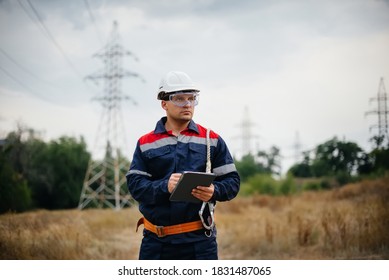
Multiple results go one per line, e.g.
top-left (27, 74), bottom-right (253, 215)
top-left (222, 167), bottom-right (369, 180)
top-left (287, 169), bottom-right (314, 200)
top-left (1, 176), bottom-right (388, 260)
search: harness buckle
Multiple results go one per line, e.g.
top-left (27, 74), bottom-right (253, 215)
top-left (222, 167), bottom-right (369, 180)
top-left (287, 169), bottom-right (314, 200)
top-left (155, 226), bottom-right (166, 237)
top-left (199, 202), bottom-right (215, 237)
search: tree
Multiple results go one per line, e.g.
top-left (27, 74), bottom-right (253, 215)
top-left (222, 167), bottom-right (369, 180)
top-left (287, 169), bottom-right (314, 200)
top-left (25, 136), bottom-right (91, 209)
top-left (1, 127), bottom-right (91, 211)
top-left (257, 146), bottom-right (282, 176)
top-left (0, 142), bottom-right (32, 213)
top-left (235, 153), bottom-right (262, 182)
top-left (367, 144), bottom-right (389, 174)
top-left (235, 145), bottom-right (282, 182)
top-left (288, 137), bottom-right (365, 181)
top-left (288, 152), bottom-right (313, 177)
top-left (369, 135), bottom-right (386, 149)
top-left (312, 137), bottom-right (363, 176)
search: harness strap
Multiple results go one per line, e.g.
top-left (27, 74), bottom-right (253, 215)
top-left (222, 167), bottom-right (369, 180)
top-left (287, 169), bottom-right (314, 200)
top-left (199, 128), bottom-right (216, 236)
top-left (136, 217), bottom-right (204, 238)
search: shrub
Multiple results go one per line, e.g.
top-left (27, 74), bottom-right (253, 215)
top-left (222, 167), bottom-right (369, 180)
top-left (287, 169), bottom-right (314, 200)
top-left (279, 174), bottom-right (298, 195)
top-left (245, 174), bottom-right (279, 195)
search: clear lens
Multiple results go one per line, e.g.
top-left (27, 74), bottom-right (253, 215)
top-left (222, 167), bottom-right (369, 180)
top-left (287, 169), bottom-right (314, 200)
top-left (169, 92), bottom-right (199, 107)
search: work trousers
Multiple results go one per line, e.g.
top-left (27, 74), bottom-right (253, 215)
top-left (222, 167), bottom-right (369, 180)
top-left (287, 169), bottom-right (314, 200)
top-left (139, 234), bottom-right (218, 260)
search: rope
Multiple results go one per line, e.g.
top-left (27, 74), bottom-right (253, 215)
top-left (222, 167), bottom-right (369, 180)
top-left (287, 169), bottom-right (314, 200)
top-left (200, 128), bottom-right (215, 235)
top-left (206, 128), bottom-right (211, 174)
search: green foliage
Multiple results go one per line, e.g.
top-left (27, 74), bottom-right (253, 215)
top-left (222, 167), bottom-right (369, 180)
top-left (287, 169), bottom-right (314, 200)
top-left (289, 163), bottom-right (312, 178)
top-left (335, 171), bottom-right (353, 185)
top-left (320, 178), bottom-right (331, 189)
top-left (369, 145), bottom-right (389, 174)
top-left (235, 154), bottom-right (263, 182)
top-left (241, 174), bottom-right (279, 195)
top-left (303, 181), bottom-right (321, 191)
top-left (240, 173), bottom-right (300, 196)
top-left (357, 152), bottom-right (374, 175)
top-left (25, 136), bottom-right (90, 209)
top-left (287, 137), bottom-right (387, 184)
top-left (236, 134), bottom-right (389, 196)
top-left (300, 177), bottom-right (334, 191)
top-left (0, 127), bottom-right (91, 213)
top-left (279, 173), bottom-right (297, 195)
top-left (257, 146), bottom-right (282, 176)
top-left (312, 137), bottom-right (363, 176)
top-left (235, 146), bottom-right (282, 182)
top-left (288, 152), bottom-right (312, 177)
top-left (0, 147), bottom-right (32, 212)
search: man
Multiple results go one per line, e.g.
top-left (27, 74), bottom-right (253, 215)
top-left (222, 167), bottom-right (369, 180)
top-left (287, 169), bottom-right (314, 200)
top-left (126, 71), bottom-right (240, 260)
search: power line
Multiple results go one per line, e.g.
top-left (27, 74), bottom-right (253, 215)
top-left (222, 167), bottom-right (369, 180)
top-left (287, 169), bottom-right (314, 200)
top-left (16, 0), bottom-right (46, 37)
top-left (0, 47), bottom-right (60, 89)
top-left (17, 0), bottom-right (84, 79)
top-left (0, 64), bottom-right (54, 103)
top-left (15, 0), bottom-right (103, 98)
top-left (0, 65), bottom-right (36, 94)
top-left (83, 0), bottom-right (105, 46)
top-left (25, 0), bottom-right (83, 77)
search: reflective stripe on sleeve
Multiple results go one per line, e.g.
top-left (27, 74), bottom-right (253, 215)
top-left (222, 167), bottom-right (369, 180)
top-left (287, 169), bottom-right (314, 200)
top-left (126, 170), bottom-right (152, 177)
top-left (213, 163), bottom-right (237, 176)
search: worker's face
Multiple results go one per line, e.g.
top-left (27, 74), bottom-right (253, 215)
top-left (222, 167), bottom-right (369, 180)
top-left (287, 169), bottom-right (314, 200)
top-left (161, 93), bottom-right (198, 123)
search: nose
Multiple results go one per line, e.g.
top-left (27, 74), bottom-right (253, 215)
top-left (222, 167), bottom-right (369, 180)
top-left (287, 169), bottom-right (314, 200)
top-left (182, 100), bottom-right (193, 107)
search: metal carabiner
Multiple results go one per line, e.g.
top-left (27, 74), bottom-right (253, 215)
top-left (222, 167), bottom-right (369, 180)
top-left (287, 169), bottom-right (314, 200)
top-left (199, 201), bottom-right (215, 237)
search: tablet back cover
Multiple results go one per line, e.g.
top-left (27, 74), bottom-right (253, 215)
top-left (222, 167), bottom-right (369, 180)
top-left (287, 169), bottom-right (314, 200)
top-left (169, 171), bottom-right (216, 203)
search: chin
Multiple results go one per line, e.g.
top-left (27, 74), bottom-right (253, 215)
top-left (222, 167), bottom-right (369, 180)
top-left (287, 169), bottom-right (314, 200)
top-left (180, 115), bottom-right (192, 121)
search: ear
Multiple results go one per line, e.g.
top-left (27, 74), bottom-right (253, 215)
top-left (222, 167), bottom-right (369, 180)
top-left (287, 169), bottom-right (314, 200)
top-left (161, 100), bottom-right (168, 110)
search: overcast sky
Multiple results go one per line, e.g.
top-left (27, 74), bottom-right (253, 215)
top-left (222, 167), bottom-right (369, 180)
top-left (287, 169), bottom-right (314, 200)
top-left (1, 0), bottom-right (389, 173)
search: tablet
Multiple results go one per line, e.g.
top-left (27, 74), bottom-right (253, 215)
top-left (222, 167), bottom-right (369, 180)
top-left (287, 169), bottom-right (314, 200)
top-left (169, 171), bottom-right (216, 203)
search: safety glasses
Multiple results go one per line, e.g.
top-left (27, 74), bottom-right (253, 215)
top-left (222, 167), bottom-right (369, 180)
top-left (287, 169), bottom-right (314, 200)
top-left (168, 92), bottom-right (199, 107)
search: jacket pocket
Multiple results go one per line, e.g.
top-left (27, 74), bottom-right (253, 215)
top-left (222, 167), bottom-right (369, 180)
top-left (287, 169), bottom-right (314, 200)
top-left (144, 146), bottom-right (174, 178)
top-left (188, 143), bottom-right (207, 170)
top-left (144, 145), bottom-right (172, 159)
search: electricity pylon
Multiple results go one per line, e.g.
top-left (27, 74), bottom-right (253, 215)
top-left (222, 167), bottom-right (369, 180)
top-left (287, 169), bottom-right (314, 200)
top-left (78, 21), bottom-right (142, 210)
top-left (293, 131), bottom-right (302, 163)
top-left (233, 106), bottom-right (260, 158)
top-left (365, 77), bottom-right (389, 147)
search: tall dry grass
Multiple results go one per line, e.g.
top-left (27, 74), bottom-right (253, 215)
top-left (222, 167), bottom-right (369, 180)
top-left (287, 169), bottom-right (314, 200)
top-left (217, 176), bottom-right (389, 259)
top-left (0, 209), bottom-right (142, 259)
top-left (1, 177), bottom-right (388, 259)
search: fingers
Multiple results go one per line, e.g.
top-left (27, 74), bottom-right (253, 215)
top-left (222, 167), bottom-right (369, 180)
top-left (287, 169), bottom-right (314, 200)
top-left (168, 173), bottom-right (182, 193)
top-left (191, 184), bottom-right (214, 202)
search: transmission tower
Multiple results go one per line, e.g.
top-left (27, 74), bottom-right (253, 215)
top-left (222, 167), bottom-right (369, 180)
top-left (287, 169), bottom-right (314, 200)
top-left (293, 131), bottom-right (302, 163)
top-left (78, 21), bottom-right (142, 210)
top-left (235, 106), bottom-right (259, 157)
top-left (365, 77), bottom-right (389, 146)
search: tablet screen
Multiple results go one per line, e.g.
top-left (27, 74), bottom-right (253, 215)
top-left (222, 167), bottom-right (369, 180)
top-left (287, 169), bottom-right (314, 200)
top-left (169, 171), bottom-right (216, 203)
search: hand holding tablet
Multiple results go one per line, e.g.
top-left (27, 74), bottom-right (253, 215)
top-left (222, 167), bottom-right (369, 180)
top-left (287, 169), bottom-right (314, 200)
top-left (169, 171), bottom-right (216, 203)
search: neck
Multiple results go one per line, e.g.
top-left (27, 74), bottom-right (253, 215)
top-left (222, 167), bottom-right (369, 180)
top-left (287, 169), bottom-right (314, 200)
top-left (165, 119), bottom-right (190, 136)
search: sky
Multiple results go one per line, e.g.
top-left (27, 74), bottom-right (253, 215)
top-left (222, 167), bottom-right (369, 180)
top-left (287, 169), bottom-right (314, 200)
top-left (1, 0), bottom-right (389, 174)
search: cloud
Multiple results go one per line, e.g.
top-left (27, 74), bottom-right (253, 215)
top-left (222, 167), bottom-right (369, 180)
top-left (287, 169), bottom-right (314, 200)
top-left (1, 0), bottom-right (389, 172)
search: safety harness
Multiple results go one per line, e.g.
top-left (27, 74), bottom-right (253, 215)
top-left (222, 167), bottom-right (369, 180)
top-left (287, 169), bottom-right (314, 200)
top-left (136, 128), bottom-right (216, 237)
top-left (199, 128), bottom-right (216, 237)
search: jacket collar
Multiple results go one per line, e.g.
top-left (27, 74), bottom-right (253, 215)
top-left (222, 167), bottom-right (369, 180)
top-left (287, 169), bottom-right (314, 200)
top-left (155, 117), bottom-right (199, 134)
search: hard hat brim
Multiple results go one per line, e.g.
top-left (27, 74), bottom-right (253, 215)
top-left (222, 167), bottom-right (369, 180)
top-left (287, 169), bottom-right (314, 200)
top-left (158, 89), bottom-right (200, 100)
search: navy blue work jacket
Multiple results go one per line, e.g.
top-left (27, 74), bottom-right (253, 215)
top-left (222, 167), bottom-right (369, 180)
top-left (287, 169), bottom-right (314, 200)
top-left (126, 117), bottom-right (240, 243)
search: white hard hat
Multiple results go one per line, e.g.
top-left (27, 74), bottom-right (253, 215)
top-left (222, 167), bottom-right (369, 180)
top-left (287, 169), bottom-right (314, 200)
top-left (157, 71), bottom-right (199, 100)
